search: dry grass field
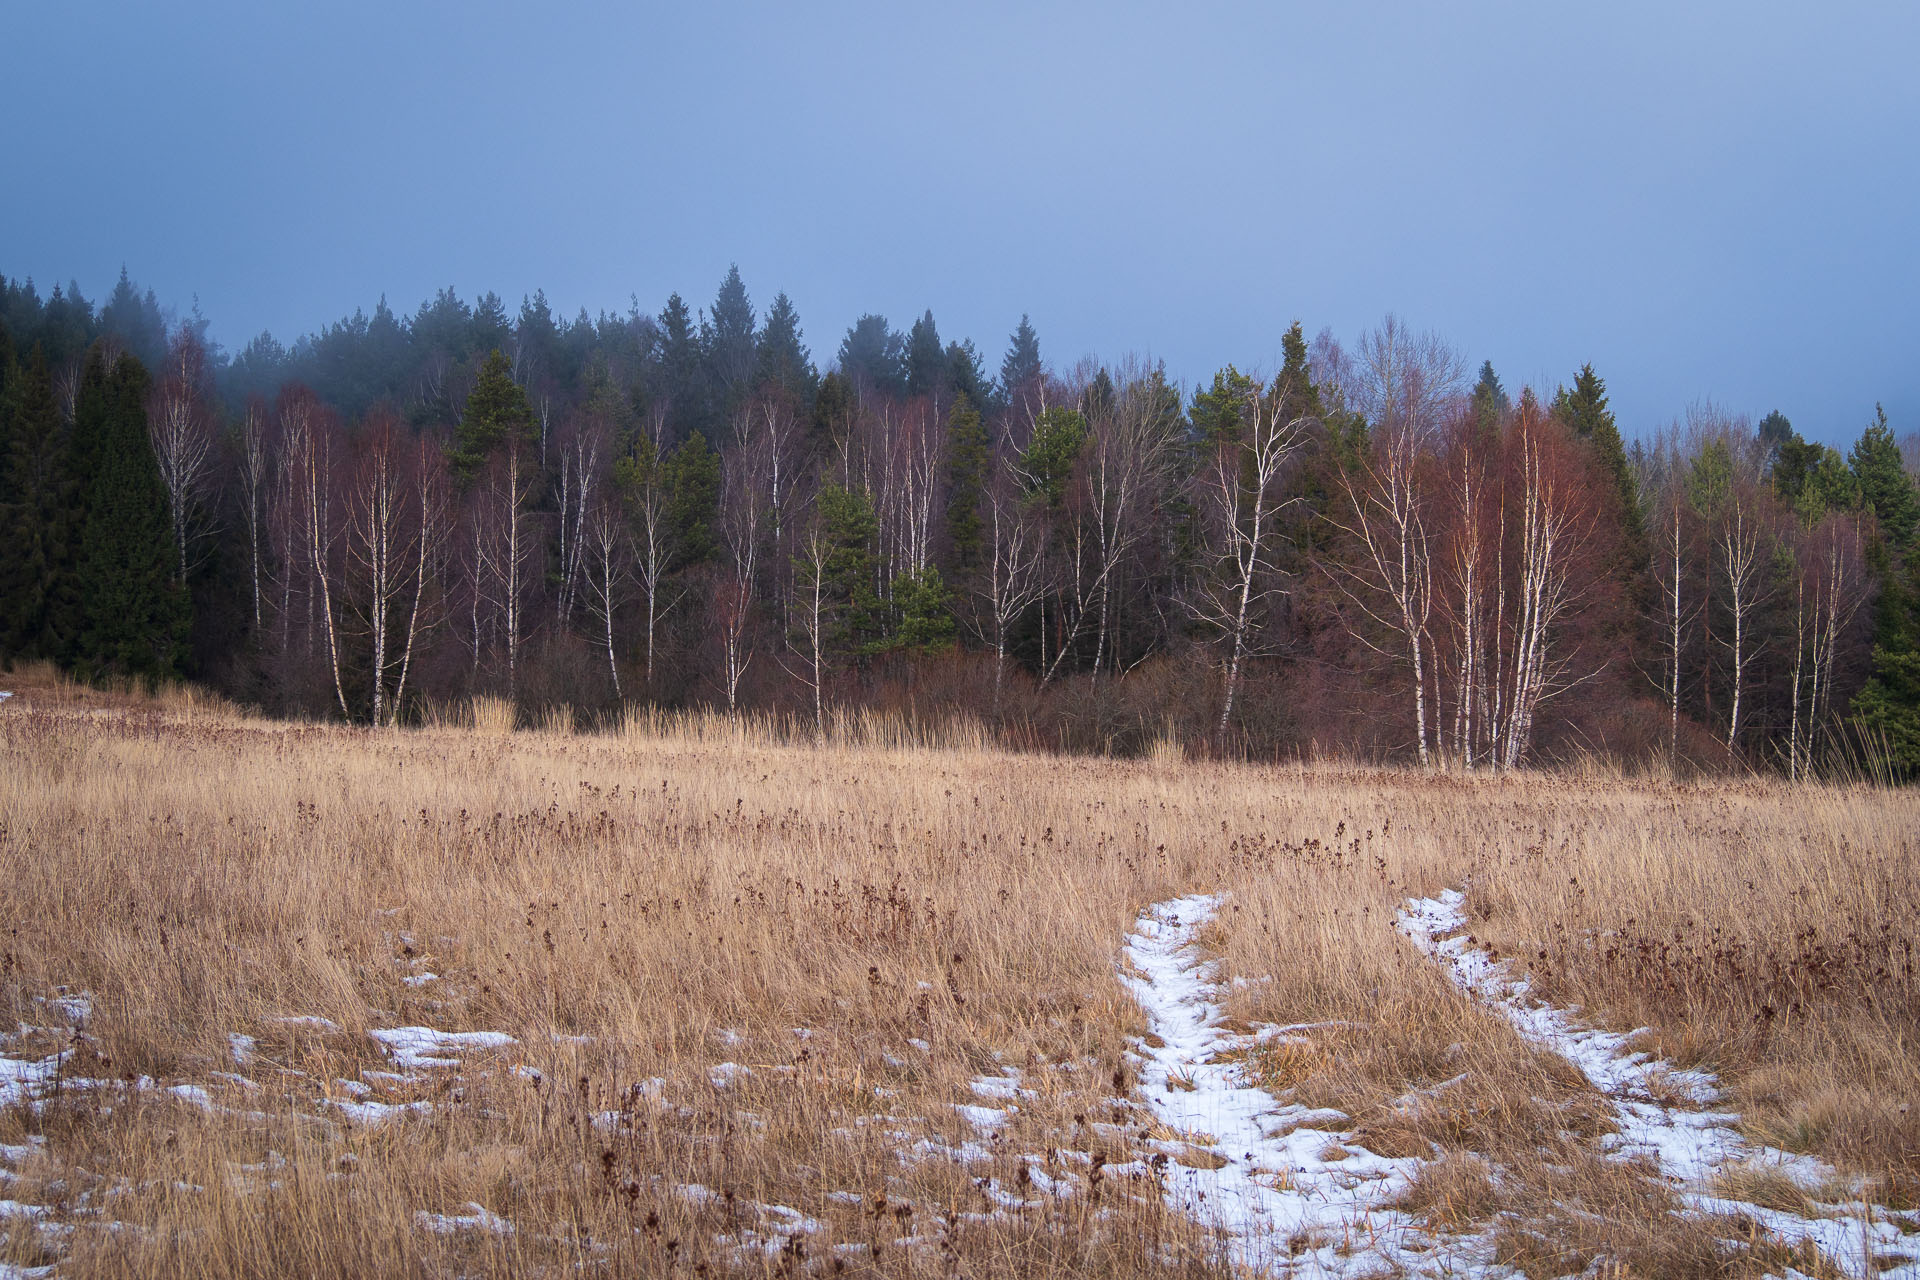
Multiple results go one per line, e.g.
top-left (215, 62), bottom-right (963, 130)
top-left (1, 667), bottom-right (1916, 1278)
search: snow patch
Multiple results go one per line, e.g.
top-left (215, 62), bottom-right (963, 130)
top-left (416, 1202), bottom-right (513, 1235)
top-left (1121, 894), bottom-right (1500, 1276)
top-left (1400, 887), bottom-right (1920, 1279)
top-left (368, 1026), bottom-right (515, 1069)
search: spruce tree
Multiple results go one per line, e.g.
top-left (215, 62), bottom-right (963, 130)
top-left (999, 315), bottom-right (1041, 404)
top-left (0, 344), bottom-right (75, 660)
top-left (1277, 323), bottom-right (1325, 423)
top-left (1553, 365), bottom-right (1646, 570)
top-left (657, 293), bottom-right (706, 439)
top-left (99, 267), bottom-right (167, 370)
top-left (837, 315), bottom-right (905, 397)
top-left (944, 339), bottom-right (991, 410)
top-left (811, 371), bottom-right (854, 454)
top-left (1081, 369), bottom-right (1116, 423)
top-left (1849, 405), bottom-right (1917, 549)
top-left (816, 483), bottom-right (882, 658)
top-left (71, 349), bottom-right (186, 680)
top-left (755, 291), bottom-right (816, 403)
top-left (705, 265), bottom-right (757, 409)
top-left (663, 430), bottom-right (720, 567)
top-left (943, 393), bottom-right (988, 574)
top-left (1470, 360), bottom-right (1508, 434)
top-left (1854, 552), bottom-right (1920, 776)
top-left (905, 311), bottom-right (947, 401)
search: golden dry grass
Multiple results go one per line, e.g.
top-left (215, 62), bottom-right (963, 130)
top-left (0, 667), bottom-right (1915, 1277)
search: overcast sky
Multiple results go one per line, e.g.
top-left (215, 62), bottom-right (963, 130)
top-left (4, 1), bottom-right (1914, 445)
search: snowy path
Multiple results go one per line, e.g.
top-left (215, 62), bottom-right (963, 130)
top-left (1120, 895), bottom-right (1500, 1277)
top-left (1399, 888), bottom-right (1920, 1280)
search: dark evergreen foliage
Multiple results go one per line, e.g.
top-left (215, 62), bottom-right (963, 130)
top-left (999, 314), bottom-right (1041, 405)
top-left (1850, 405), bottom-right (1917, 549)
top-left (2, 263), bottom-right (1911, 777)
top-left (905, 310), bottom-right (946, 401)
top-left (942, 393), bottom-right (988, 574)
top-left (0, 344), bottom-right (75, 658)
top-left (70, 348), bottom-right (187, 680)
top-left (704, 265), bottom-right (757, 411)
top-left (755, 291), bottom-right (816, 403)
top-left (453, 349), bottom-right (535, 480)
top-left (837, 314), bottom-right (905, 397)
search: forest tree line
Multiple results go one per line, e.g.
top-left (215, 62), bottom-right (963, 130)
top-left (2, 266), bottom-right (1918, 775)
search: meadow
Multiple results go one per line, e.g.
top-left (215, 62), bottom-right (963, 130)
top-left (1, 670), bottom-right (1916, 1278)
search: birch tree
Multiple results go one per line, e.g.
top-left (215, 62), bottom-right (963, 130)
top-left (1649, 456), bottom-right (1702, 760)
top-left (580, 495), bottom-right (629, 699)
top-left (474, 433), bottom-right (541, 699)
top-left (237, 396), bottom-right (272, 632)
top-left (788, 509), bottom-right (834, 739)
top-left (345, 411), bottom-right (447, 726)
top-left (1435, 410), bottom-right (1499, 767)
top-left (1493, 408), bottom-right (1604, 769)
top-left (1787, 514), bottom-right (1864, 778)
top-left (1084, 362), bottom-right (1179, 684)
top-left (617, 404), bottom-right (680, 691)
top-left (716, 440), bottom-right (765, 715)
top-left (553, 417), bottom-right (605, 628)
top-left (147, 329), bottom-right (219, 585)
top-left (1183, 371), bottom-right (1312, 744)
top-left (1685, 416), bottom-right (1770, 755)
top-left (975, 459), bottom-right (1047, 712)
top-left (1324, 318), bottom-right (1464, 765)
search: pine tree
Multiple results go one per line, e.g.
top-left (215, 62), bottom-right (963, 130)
top-left (452, 349), bottom-right (535, 480)
top-left (755, 292), bottom-right (816, 402)
top-left (1756, 409), bottom-right (1793, 465)
top-left (1021, 406), bottom-right (1088, 507)
top-left (471, 292), bottom-right (511, 357)
top-left (943, 393), bottom-right (988, 574)
top-left (905, 311), bottom-right (947, 401)
top-left (0, 344), bottom-right (75, 660)
top-left (1849, 404), bottom-right (1917, 549)
top-left (514, 290), bottom-right (560, 387)
top-left (71, 349), bottom-right (186, 680)
top-left (1772, 426), bottom-right (1857, 525)
top-left (1188, 366), bottom-right (1258, 446)
top-left (885, 566), bottom-right (956, 655)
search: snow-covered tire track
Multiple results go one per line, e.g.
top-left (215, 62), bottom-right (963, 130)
top-left (1120, 894), bottom-right (1496, 1277)
top-left (1399, 887), bottom-right (1920, 1279)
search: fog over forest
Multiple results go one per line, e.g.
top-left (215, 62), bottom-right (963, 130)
top-left (1, 263), bottom-right (1917, 776)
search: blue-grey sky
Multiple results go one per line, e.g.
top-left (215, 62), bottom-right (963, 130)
top-left (4, 1), bottom-right (1914, 445)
